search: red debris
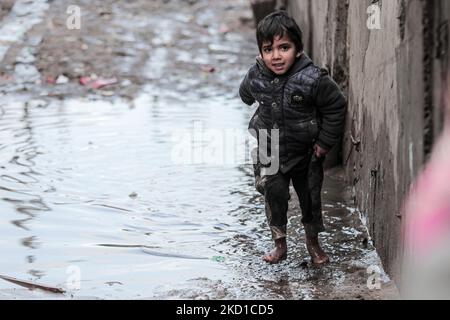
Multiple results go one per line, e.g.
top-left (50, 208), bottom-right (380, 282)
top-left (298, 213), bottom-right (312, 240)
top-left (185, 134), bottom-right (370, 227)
top-left (201, 65), bottom-right (216, 73)
top-left (219, 24), bottom-right (231, 34)
top-left (90, 78), bottom-right (118, 89)
top-left (45, 75), bottom-right (56, 84)
top-left (79, 76), bottom-right (118, 89)
top-left (79, 76), bottom-right (92, 86)
top-left (0, 74), bottom-right (14, 83)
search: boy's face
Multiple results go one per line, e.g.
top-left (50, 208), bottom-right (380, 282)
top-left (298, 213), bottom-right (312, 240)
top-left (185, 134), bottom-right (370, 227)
top-left (261, 34), bottom-right (299, 75)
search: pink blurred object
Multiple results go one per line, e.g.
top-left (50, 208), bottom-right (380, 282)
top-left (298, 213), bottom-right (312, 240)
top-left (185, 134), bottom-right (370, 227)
top-left (79, 76), bottom-right (118, 89)
top-left (45, 75), bottom-right (56, 84)
top-left (400, 81), bottom-right (450, 298)
top-left (201, 65), bottom-right (215, 73)
top-left (0, 74), bottom-right (14, 82)
top-left (90, 78), bottom-right (118, 89)
top-left (79, 76), bottom-right (92, 86)
top-left (219, 24), bottom-right (231, 34)
top-left (404, 127), bottom-right (450, 257)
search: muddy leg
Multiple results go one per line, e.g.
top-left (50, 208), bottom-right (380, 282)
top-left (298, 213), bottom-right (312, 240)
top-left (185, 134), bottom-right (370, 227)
top-left (258, 171), bottom-right (290, 264)
top-left (263, 237), bottom-right (287, 264)
top-left (292, 154), bottom-right (329, 266)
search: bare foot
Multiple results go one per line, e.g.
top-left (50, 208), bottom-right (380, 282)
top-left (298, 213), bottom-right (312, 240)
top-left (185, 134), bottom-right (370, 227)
top-left (263, 238), bottom-right (287, 264)
top-left (306, 235), bottom-right (329, 267)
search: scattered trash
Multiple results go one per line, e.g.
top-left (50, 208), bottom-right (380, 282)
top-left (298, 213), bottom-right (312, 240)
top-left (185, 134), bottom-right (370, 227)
top-left (201, 65), bottom-right (215, 73)
top-left (79, 75), bottom-right (94, 86)
top-left (91, 78), bottom-right (118, 89)
top-left (55, 74), bottom-right (69, 84)
top-left (129, 192), bottom-right (138, 199)
top-left (99, 11), bottom-right (112, 20)
top-left (121, 79), bottom-right (132, 87)
top-left (100, 90), bottom-right (115, 97)
top-left (0, 74), bottom-right (14, 83)
top-left (79, 75), bottom-right (118, 90)
top-left (45, 75), bottom-right (56, 84)
top-left (0, 275), bottom-right (65, 294)
top-left (219, 24), bottom-right (230, 34)
top-left (211, 256), bottom-right (225, 263)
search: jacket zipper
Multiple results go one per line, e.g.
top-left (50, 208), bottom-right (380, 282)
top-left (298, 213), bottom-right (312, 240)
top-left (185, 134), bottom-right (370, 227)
top-left (280, 82), bottom-right (288, 162)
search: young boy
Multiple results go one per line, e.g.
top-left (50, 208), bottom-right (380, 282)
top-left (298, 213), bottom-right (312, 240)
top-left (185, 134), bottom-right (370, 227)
top-left (239, 11), bottom-right (346, 266)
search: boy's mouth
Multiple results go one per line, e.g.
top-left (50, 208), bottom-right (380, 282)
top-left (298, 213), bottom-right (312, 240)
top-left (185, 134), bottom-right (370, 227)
top-left (272, 63), bottom-right (285, 71)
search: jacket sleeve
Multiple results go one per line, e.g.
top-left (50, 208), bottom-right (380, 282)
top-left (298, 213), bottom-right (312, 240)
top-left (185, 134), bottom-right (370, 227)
top-left (239, 70), bottom-right (256, 106)
top-left (314, 74), bottom-right (347, 150)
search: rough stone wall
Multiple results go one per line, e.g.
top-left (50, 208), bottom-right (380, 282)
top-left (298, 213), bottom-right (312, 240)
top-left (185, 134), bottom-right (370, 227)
top-left (287, 1), bottom-right (349, 167)
top-left (287, 0), bottom-right (450, 280)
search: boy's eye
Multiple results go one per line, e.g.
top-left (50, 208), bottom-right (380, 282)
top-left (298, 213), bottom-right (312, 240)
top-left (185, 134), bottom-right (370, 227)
top-left (263, 47), bottom-right (272, 53)
top-left (281, 45), bottom-right (290, 51)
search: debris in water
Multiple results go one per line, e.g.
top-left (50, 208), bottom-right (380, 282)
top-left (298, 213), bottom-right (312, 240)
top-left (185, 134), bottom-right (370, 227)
top-left (0, 275), bottom-right (65, 294)
top-left (201, 65), bottom-right (215, 73)
top-left (211, 256), bottom-right (226, 263)
top-left (129, 192), bottom-right (138, 199)
top-left (45, 75), bottom-right (56, 84)
top-left (79, 75), bottom-right (118, 89)
top-left (79, 75), bottom-right (95, 85)
top-left (56, 74), bottom-right (69, 84)
top-left (90, 78), bottom-right (118, 89)
top-left (100, 90), bottom-right (115, 96)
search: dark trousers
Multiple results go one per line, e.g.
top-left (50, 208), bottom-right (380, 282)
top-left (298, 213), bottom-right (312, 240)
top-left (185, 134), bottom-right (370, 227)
top-left (254, 152), bottom-right (325, 239)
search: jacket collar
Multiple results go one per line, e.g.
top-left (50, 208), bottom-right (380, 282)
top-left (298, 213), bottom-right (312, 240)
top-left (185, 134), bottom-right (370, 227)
top-left (256, 53), bottom-right (313, 79)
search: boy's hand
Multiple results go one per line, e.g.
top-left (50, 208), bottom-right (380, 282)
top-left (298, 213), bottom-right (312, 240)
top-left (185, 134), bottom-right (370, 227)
top-left (313, 144), bottom-right (328, 158)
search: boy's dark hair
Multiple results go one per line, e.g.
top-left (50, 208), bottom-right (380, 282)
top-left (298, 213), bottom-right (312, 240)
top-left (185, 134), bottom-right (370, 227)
top-left (256, 11), bottom-right (304, 54)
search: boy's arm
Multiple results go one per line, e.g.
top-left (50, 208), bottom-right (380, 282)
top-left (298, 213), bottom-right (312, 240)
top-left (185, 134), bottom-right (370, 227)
top-left (314, 74), bottom-right (347, 152)
top-left (239, 71), bottom-right (256, 106)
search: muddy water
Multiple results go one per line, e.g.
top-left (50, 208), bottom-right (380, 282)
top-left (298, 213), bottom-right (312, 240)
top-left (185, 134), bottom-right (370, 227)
top-left (0, 0), bottom-right (394, 299)
top-left (0, 93), bottom-right (254, 299)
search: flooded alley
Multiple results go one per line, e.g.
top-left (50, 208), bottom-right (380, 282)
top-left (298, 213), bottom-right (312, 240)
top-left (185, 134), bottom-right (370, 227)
top-left (0, 0), bottom-right (396, 299)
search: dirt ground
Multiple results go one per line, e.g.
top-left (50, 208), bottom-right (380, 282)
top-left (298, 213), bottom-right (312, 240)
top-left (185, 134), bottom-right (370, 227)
top-left (0, 0), bottom-right (255, 99)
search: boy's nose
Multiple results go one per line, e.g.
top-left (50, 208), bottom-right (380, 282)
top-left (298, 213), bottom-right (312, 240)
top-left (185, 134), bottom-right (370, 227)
top-left (272, 50), bottom-right (281, 60)
top-left (272, 49), bottom-right (281, 59)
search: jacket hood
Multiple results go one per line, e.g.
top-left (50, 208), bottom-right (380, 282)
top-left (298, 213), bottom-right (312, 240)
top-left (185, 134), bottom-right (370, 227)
top-left (256, 53), bottom-right (314, 78)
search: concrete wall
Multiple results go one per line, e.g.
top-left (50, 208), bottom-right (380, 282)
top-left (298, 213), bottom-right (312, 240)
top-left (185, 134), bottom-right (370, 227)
top-left (288, 0), bottom-right (450, 280)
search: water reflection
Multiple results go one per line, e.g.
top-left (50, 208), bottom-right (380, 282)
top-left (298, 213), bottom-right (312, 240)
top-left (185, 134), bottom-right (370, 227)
top-left (0, 98), bottom-right (51, 280)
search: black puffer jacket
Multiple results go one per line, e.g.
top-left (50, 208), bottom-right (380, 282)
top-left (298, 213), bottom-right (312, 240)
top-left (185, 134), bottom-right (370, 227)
top-left (239, 54), bottom-right (346, 173)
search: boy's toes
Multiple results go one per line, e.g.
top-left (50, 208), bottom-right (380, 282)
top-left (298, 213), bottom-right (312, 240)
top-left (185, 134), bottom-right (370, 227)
top-left (311, 254), bottom-right (330, 267)
top-left (262, 252), bottom-right (287, 264)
